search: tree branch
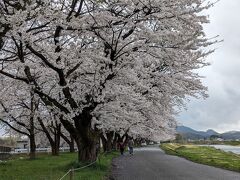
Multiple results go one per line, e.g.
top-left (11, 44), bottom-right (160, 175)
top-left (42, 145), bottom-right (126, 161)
top-left (0, 69), bottom-right (29, 83)
top-left (26, 44), bottom-right (67, 86)
top-left (0, 118), bottom-right (29, 136)
top-left (34, 89), bottom-right (70, 114)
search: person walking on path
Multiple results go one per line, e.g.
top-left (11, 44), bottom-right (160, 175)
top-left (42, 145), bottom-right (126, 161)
top-left (118, 140), bottom-right (125, 155)
top-left (128, 138), bottom-right (134, 155)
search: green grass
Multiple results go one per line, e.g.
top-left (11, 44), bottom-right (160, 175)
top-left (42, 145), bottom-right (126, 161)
top-left (161, 143), bottom-right (240, 172)
top-left (0, 151), bottom-right (119, 180)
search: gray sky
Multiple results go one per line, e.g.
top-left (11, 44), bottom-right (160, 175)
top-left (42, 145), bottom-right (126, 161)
top-left (178, 0), bottom-right (240, 133)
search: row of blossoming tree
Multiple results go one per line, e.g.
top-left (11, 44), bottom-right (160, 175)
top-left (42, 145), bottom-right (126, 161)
top-left (0, 0), bottom-right (215, 162)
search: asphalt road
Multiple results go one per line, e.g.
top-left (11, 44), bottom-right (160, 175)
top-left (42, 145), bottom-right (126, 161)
top-left (110, 146), bottom-right (240, 180)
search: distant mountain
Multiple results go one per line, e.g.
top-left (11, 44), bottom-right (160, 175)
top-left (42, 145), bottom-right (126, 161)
top-left (205, 129), bottom-right (219, 137)
top-left (221, 131), bottom-right (240, 140)
top-left (175, 126), bottom-right (240, 140)
top-left (176, 126), bottom-right (199, 134)
top-left (177, 126), bottom-right (205, 140)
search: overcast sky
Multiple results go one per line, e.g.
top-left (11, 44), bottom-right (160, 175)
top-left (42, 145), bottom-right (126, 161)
top-left (178, 0), bottom-right (240, 133)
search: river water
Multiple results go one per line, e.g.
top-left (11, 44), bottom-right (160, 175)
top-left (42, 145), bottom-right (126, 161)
top-left (201, 145), bottom-right (240, 154)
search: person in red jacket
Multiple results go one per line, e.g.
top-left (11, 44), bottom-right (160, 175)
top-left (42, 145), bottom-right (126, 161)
top-left (118, 140), bottom-right (125, 155)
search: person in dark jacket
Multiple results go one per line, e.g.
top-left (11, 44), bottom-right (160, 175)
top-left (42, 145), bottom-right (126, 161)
top-left (128, 138), bottom-right (134, 155)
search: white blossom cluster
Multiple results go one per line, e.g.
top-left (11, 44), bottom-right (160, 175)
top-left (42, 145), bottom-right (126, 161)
top-left (0, 0), bottom-right (215, 141)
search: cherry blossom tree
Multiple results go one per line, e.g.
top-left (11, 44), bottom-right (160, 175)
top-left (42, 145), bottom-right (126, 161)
top-left (0, 0), bottom-right (215, 161)
top-left (93, 83), bottom-right (177, 152)
top-left (0, 76), bottom-right (63, 157)
top-left (0, 78), bottom-right (38, 159)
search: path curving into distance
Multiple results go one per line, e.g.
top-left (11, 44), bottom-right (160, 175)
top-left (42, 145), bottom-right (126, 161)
top-left (110, 145), bottom-right (240, 180)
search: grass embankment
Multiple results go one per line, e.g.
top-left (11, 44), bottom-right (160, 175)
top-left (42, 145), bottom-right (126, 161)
top-left (0, 151), bottom-right (118, 180)
top-left (161, 143), bottom-right (240, 172)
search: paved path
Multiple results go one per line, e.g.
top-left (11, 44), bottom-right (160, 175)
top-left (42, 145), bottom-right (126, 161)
top-left (111, 146), bottom-right (240, 180)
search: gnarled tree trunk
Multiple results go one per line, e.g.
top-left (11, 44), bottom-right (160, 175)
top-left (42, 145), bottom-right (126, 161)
top-left (101, 131), bottom-right (114, 152)
top-left (77, 136), bottom-right (98, 162)
top-left (60, 107), bottom-right (99, 162)
top-left (29, 133), bottom-right (36, 159)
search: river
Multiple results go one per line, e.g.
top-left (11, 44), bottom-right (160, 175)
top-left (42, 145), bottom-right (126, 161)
top-left (201, 145), bottom-right (240, 154)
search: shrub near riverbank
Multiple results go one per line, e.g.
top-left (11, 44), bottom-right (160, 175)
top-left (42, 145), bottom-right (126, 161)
top-left (0, 151), bottom-right (118, 180)
top-left (161, 143), bottom-right (240, 172)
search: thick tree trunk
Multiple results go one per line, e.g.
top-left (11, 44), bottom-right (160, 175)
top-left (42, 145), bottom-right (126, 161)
top-left (100, 134), bottom-right (107, 152)
top-left (49, 139), bottom-right (59, 156)
top-left (123, 134), bottom-right (129, 145)
top-left (29, 133), bottom-right (36, 159)
top-left (59, 107), bottom-right (99, 162)
top-left (51, 123), bottom-right (61, 156)
top-left (105, 132), bottom-right (114, 152)
top-left (77, 137), bottom-right (98, 162)
top-left (51, 141), bottom-right (60, 156)
top-left (105, 140), bottom-right (112, 152)
top-left (75, 108), bottom-right (100, 162)
top-left (112, 133), bottom-right (120, 150)
top-left (61, 122), bottom-right (99, 162)
top-left (29, 90), bottom-right (36, 159)
top-left (51, 147), bottom-right (58, 156)
top-left (69, 135), bottom-right (75, 153)
top-left (101, 132), bottom-right (114, 152)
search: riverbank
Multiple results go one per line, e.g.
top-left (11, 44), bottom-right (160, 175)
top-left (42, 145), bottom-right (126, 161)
top-left (161, 143), bottom-right (240, 172)
top-left (188, 140), bottom-right (240, 146)
top-left (0, 151), bottom-right (118, 180)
